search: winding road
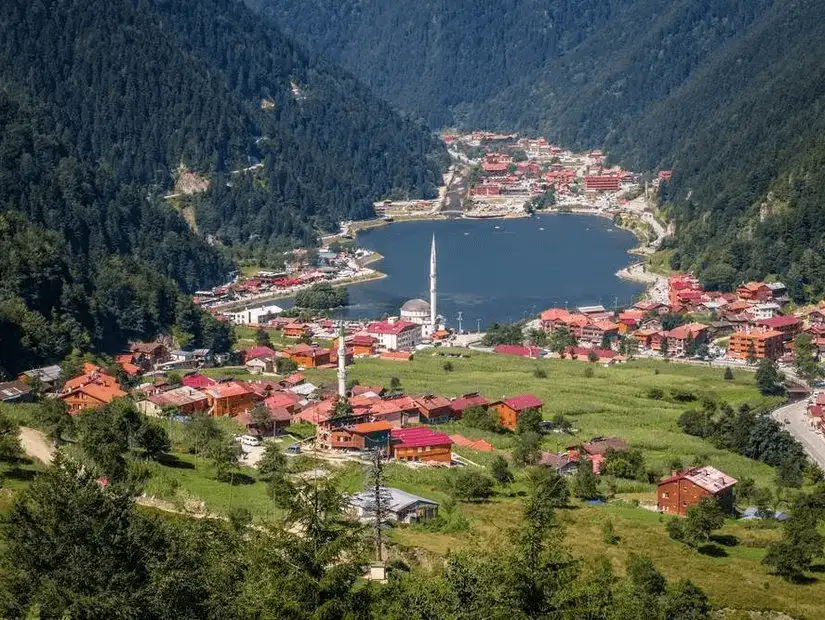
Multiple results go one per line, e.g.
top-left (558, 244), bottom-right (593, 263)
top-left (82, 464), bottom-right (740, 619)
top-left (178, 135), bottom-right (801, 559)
top-left (771, 400), bottom-right (825, 470)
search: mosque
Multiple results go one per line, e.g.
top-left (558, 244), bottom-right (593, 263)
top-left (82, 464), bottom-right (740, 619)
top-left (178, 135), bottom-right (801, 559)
top-left (399, 235), bottom-right (443, 338)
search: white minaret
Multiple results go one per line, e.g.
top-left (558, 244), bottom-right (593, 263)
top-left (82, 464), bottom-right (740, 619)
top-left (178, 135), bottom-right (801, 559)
top-left (337, 323), bottom-right (347, 398)
top-left (429, 234), bottom-right (437, 335)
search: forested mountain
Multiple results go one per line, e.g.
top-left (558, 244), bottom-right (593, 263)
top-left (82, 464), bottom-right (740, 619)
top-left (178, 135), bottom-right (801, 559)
top-left (254, 0), bottom-right (825, 300)
top-left (0, 0), bottom-right (444, 375)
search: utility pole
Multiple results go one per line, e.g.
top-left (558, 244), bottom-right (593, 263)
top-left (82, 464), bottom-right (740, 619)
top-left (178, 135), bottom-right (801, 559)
top-left (476, 318), bottom-right (481, 333)
top-left (457, 311), bottom-right (463, 334)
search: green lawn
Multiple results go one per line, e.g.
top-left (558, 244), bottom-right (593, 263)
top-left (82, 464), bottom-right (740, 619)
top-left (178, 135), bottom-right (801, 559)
top-left (306, 349), bottom-right (783, 489)
top-left (391, 495), bottom-right (824, 618)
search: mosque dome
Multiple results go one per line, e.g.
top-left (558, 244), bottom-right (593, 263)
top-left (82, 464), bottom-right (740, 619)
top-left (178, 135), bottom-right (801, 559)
top-left (400, 298), bottom-right (430, 316)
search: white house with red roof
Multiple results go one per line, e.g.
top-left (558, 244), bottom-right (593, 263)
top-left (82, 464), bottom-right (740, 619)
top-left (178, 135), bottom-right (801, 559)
top-left (366, 318), bottom-right (422, 351)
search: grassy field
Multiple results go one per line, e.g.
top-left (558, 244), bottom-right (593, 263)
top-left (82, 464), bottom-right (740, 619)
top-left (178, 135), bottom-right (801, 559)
top-left (306, 349), bottom-right (783, 489)
top-left (390, 494), bottom-right (825, 619)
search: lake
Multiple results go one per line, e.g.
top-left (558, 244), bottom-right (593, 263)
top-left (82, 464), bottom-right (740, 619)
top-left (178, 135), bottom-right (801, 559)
top-left (299, 214), bottom-right (644, 329)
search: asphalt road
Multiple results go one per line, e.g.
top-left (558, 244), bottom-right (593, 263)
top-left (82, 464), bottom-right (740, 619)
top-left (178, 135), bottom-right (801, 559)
top-left (771, 399), bottom-right (825, 470)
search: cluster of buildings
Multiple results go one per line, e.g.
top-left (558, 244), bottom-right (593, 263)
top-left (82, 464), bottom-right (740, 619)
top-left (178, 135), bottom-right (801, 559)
top-left (193, 246), bottom-right (378, 318)
top-left (531, 273), bottom-right (818, 363)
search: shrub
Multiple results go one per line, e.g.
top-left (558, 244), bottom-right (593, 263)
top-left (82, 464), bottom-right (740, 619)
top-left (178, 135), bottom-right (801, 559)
top-left (443, 361), bottom-right (454, 372)
top-left (723, 367), bottom-right (734, 380)
top-left (451, 470), bottom-right (495, 502)
top-left (533, 367), bottom-right (547, 379)
top-left (670, 390), bottom-right (696, 402)
top-left (647, 387), bottom-right (664, 400)
top-left (583, 367), bottom-right (594, 378)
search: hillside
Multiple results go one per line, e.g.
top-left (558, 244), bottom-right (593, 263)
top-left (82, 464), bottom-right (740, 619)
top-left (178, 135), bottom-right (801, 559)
top-left (0, 0), bottom-right (445, 375)
top-left (254, 0), bottom-right (825, 300)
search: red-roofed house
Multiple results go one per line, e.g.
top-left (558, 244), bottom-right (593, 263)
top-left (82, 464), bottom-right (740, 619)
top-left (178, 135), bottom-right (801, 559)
top-left (182, 373), bottom-right (216, 389)
top-left (370, 396), bottom-right (420, 427)
top-left (244, 346), bottom-right (276, 363)
top-left (657, 466), bottom-right (737, 516)
top-left (756, 315), bottom-right (802, 342)
top-left (264, 391), bottom-right (302, 415)
top-left (540, 308), bottom-right (573, 332)
top-left (491, 394), bottom-right (543, 431)
top-left (449, 393), bottom-right (489, 419)
top-left (390, 427), bottom-right (453, 463)
top-left (367, 319), bottom-right (422, 350)
top-left (345, 334), bottom-right (378, 356)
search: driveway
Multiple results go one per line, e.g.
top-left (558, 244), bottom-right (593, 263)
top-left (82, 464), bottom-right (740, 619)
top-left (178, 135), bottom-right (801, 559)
top-left (771, 400), bottom-right (825, 470)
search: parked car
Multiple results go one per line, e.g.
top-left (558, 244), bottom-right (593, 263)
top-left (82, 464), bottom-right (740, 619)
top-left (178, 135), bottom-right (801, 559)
top-left (286, 443), bottom-right (302, 454)
top-left (235, 435), bottom-right (262, 447)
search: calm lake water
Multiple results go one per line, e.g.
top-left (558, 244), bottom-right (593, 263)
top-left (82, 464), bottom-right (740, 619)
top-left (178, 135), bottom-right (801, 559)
top-left (289, 215), bottom-right (644, 329)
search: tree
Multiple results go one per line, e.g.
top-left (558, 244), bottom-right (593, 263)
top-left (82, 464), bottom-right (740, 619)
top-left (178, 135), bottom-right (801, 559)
top-left (463, 406), bottom-right (500, 432)
top-left (136, 422), bottom-right (171, 460)
top-left (275, 357), bottom-right (298, 375)
top-left (166, 371), bottom-right (182, 386)
top-left (515, 408), bottom-right (543, 436)
top-left (601, 448), bottom-right (645, 481)
top-left (548, 327), bottom-right (576, 354)
top-left (482, 322), bottom-right (524, 346)
top-left (389, 376), bottom-right (402, 394)
top-left (250, 404), bottom-right (274, 437)
top-left (723, 366), bottom-right (734, 380)
top-left (443, 361), bottom-right (454, 372)
top-left (667, 497), bottom-right (725, 548)
top-left (527, 328), bottom-right (547, 347)
top-left (0, 408), bottom-right (22, 462)
top-left (662, 579), bottom-right (712, 620)
top-left (489, 455), bottom-right (514, 485)
top-left (451, 470), bottom-right (495, 502)
top-left (572, 459), bottom-right (599, 499)
top-left (258, 443), bottom-right (289, 498)
top-left (207, 439), bottom-right (242, 482)
top-left (32, 399), bottom-right (73, 445)
top-left (755, 358), bottom-right (784, 395)
top-left (183, 414), bottom-right (224, 456)
top-left (763, 508), bottom-right (824, 581)
top-left (793, 333), bottom-right (823, 385)
top-left (587, 350), bottom-right (599, 363)
top-left (364, 449), bottom-right (393, 561)
top-left (294, 283), bottom-right (349, 309)
top-left (254, 327), bottom-right (272, 347)
top-left (512, 431), bottom-right (543, 466)
top-left (524, 467), bottom-right (569, 511)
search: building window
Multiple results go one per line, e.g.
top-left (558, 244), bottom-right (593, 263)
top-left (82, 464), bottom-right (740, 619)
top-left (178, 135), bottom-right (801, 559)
top-left (417, 447), bottom-right (423, 453)
top-left (661, 492), bottom-right (669, 499)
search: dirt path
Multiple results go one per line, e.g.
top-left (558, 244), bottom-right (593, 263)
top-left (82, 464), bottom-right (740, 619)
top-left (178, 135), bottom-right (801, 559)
top-left (19, 427), bottom-right (54, 464)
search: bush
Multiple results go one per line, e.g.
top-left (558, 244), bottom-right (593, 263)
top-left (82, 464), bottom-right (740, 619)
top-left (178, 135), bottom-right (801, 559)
top-left (451, 470), bottom-right (495, 502)
top-left (647, 387), bottom-right (664, 400)
top-left (489, 455), bottom-right (514, 485)
top-left (463, 406), bottom-right (501, 433)
top-left (723, 367), bottom-right (734, 381)
top-left (583, 367), bottom-right (594, 378)
top-left (443, 361), bottom-right (454, 372)
top-left (670, 390), bottom-right (696, 402)
top-left (294, 283), bottom-right (348, 309)
top-left (533, 367), bottom-right (547, 379)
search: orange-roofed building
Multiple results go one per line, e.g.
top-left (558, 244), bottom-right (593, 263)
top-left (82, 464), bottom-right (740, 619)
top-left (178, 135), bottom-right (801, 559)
top-left (380, 351), bottom-right (413, 362)
top-left (369, 396), bottom-right (420, 427)
top-left (287, 344), bottom-right (331, 368)
top-left (342, 334), bottom-right (378, 356)
top-left (580, 320), bottom-right (619, 345)
top-left (283, 323), bottom-right (310, 338)
top-left (662, 322), bottom-right (709, 357)
top-left (205, 381), bottom-right (258, 417)
top-left (736, 282), bottom-right (773, 303)
top-left (59, 380), bottom-right (128, 414)
top-left (540, 308), bottom-right (572, 331)
top-left (728, 329), bottom-right (784, 360)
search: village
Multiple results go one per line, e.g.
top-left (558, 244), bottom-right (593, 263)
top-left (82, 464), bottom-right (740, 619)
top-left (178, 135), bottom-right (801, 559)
top-left (7, 239), bottom-right (825, 532)
top-left (376, 130), bottom-right (671, 232)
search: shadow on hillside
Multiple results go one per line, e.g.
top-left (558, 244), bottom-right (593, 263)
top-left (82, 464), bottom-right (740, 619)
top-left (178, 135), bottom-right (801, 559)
top-left (157, 453), bottom-right (195, 469)
top-left (710, 534), bottom-right (739, 547)
top-left (4, 466), bottom-right (37, 481)
top-left (697, 543), bottom-right (728, 557)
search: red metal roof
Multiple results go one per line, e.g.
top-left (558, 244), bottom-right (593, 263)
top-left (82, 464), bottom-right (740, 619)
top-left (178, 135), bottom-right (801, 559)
top-left (757, 316), bottom-right (802, 329)
top-left (504, 394), bottom-right (543, 411)
top-left (367, 320), bottom-right (420, 335)
top-left (391, 426), bottom-right (452, 448)
top-left (449, 394), bottom-right (489, 412)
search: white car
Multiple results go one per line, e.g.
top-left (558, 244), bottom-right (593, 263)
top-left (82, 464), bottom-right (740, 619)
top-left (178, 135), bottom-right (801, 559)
top-left (235, 435), bottom-right (262, 447)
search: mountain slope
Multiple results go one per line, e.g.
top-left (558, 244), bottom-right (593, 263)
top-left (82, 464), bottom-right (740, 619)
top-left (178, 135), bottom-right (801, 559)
top-left (0, 0), bottom-right (445, 375)
top-left (256, 0), bottom-right (825, 300)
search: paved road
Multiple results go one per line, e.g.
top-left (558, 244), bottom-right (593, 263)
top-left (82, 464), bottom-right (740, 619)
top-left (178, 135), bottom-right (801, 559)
top-left (771, 400), bottom-right (825, 470)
